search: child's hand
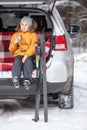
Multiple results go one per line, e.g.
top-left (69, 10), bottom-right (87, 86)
top-left (22, 55), bottom-right (28, 63)
top-left (14, 38), bottom-right (19, 44)
top-left (14, 36), bottom-right (22, 44)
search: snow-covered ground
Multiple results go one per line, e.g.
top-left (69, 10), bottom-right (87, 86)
top-left (0, 48), bottom-right (87, 130)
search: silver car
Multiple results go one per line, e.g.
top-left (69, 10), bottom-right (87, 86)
top-left (0, 0), bottom-right (79, 109)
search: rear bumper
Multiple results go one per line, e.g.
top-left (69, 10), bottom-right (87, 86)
top-left (0, 77), bottom-right (72, 98)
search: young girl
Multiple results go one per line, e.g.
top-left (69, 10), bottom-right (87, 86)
top-left (9, 16), bottom-right (38, 90)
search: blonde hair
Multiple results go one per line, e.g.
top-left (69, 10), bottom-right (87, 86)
top-left (15, 19), bottom-right (38, 32)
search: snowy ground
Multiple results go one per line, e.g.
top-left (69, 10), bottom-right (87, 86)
top-left (0, 48), bottom-right (87, 130)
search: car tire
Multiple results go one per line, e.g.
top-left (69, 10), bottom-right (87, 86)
top-left (58, 77), bottom-right (73, 109)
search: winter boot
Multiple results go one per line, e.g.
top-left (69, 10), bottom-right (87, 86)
top-left (12, 76), bottom-right (19, 88)
top-left (24, 80), bottom-right (30, 90)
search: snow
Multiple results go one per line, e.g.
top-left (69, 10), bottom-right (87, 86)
top-left (0, 50), bottom-right (87, 130)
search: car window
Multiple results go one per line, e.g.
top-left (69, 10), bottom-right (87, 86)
top-left (0, 10), bottom-right (53, 31)
top-left (0, 13), bottom-right (20, 31)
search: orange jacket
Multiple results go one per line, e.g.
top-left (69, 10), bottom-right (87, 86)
top-left (9, 31), bottom-right (38, 57)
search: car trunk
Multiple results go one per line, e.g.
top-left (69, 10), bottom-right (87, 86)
top-left (0, 6), bottom-right (53, 97)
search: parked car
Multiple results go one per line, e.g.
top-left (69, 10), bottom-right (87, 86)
top-left (0, 0), bottom-right (80, 109)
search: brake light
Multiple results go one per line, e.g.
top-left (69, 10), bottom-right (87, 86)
top-left (55, 35), bottom-right (67, 50)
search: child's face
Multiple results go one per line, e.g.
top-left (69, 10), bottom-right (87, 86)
top-left (20, 22), bottom-right (29, 32)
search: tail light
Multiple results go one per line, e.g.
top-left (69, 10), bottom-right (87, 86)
top-left (55, 35), bottom-right (67, 50)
